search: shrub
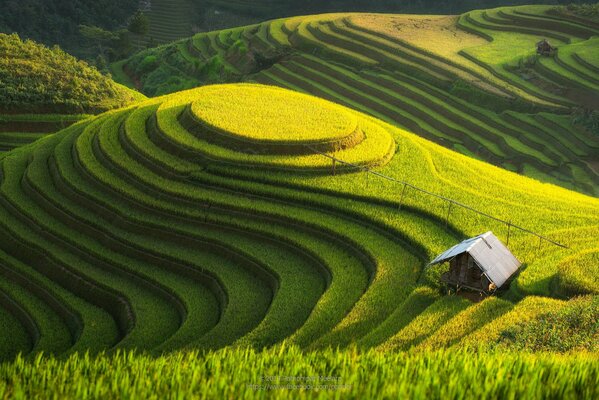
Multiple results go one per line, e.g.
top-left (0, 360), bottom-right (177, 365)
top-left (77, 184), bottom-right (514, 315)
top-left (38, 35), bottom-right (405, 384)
top-left (137, 55), bottom-right (159, 74)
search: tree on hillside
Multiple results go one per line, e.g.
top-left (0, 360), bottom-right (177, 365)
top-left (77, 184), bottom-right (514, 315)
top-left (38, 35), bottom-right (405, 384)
top-left (79, 25), bottom-right (131, 61)
top-left (128, 11), bottom-right (149, 35)
top-left (79, 25), bottom-right (118, 58)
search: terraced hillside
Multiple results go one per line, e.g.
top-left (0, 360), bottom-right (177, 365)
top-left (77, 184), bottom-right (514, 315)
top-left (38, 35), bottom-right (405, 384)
top-left (0, 83), bottom-right (597, 364)
top-left (116, 5), bottom-right (599, 195)
top-left (131, 0), bottom-right (194, 48)
top-left (0, 34), bottom-right (145, 153)
top-left (0, 114), bottom-right (89, 153)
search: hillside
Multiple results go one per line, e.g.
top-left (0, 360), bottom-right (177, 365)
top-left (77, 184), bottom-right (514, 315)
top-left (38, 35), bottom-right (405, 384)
top-left (0, 34), bottom-right (144, 153)
top-left (113, 5), bottom-right (599, 195)
top-left (1, 3), bottom-right (598, 398)
top-left (1, 0), bottom-right (593, 55)
top-left (0, 83), bottom-right (596, 367)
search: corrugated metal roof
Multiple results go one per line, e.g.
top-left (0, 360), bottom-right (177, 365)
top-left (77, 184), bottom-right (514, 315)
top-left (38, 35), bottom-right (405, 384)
top-left (429, 232), bottom-right (521, 288)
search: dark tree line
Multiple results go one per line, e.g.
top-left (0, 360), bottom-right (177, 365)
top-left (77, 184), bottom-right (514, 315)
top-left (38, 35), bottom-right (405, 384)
top-left (0, 0), bottom-right (138, 57)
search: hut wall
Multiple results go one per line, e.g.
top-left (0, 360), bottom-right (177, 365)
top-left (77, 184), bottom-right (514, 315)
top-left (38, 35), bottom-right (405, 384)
top-left (448, 254), bottom-right (469, 284)
top-left (446, 254), bottom-right (490, 291)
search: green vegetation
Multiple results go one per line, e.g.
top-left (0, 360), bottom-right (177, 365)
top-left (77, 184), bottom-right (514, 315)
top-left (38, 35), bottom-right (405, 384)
top-left (0, 82), bottom-right (596, 366)
top-left (149, 84), bottom-right (394, 169)
top-left (379, 296), bottom-right (471, 351)
top-left (132, 0), bottom-right (194, 48)
top-left (0, 113), bottom-right (90, 152)
top-left (1, 347), bottom-right (598, 399)
top-left (128, 11), bottom-right (149, 36)
top-left (0, 34), bottom-right (145, 153)
top-left (499, 295), bottom-right (598, 352)
top-left (0, 0), bottom-right (138, 57)
top-left (1, 3), bottom-right (598, 398)
top-left (190, 84), bottom-right (359, 143)
top-left (114, 5), bottom-right (599, 195)
top-left (554, 3), bottom-right (599, 21)
top-left (0, 34), bottom-right (141, 114)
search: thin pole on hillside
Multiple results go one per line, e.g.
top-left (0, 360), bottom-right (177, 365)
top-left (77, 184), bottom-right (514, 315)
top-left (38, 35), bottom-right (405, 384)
top-left (398, 183), bottom-right (408, 210)
top-left (308, 146), bottom-right (569, 250)
top-left (445, 201), bottom-right (453, 227)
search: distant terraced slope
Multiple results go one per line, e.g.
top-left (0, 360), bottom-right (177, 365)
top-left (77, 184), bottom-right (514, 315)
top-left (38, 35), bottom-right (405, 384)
top-left (115, 6), bottom-right (599, 195)
top-left (0, 83), bottom-right (597, 361)
top-left (458, 5), bottom-right (599, 109)
top-left (131, 0), bottom-right (194, 48)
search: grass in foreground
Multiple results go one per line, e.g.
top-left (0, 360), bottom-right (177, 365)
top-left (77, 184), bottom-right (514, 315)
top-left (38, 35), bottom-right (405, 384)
top-left (0, 347), bottom-right (596, 399)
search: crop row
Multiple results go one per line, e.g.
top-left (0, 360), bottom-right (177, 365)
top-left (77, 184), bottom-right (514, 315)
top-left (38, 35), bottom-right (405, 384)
top-left (0, 94), bottom-right (465, 358)
top-left (117, 6), bottom-right (598, 194)
top-left (8, 83), bottom-right (558, 358)
top-left (460, 7), bottom-right (599, 109)
top-left (252, 55), bottom-right (598, 193)
top-left (97, 103), bottom-right (430, 348)
top-left (1, 85), bottom-right (597, 363)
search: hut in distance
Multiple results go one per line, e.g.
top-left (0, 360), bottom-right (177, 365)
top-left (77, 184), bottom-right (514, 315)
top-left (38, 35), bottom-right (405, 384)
top-left (537, 39), bottom-right (557, 56)
top-left (428, 232), bottom-right (521, 295)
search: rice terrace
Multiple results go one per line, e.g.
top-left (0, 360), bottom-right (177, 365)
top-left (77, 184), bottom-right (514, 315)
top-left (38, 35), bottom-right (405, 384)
top-left (0, 1), bottom-right (598, 399)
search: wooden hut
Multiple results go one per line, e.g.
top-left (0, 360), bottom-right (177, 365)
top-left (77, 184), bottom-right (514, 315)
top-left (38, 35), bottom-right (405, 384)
top-left (536, 39), bottom-right (556, 56)
top-left (428, 232), bottom-right (521, 295)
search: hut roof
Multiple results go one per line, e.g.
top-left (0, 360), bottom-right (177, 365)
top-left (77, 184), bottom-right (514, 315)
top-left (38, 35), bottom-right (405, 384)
top-left (429, 232), bottom-right (521, 288)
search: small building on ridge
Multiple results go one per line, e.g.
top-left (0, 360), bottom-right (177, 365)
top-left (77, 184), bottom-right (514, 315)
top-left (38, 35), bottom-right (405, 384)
top-left (428, 232), bottom-right (521, 295)
top-left (536, 39), bottom-right (556, 56)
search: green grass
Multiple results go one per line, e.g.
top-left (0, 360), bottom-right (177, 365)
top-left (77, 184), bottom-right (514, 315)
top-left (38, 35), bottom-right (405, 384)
top-left (117, 105), bottom-right (383, 347)
top-left (77, 115), bottom-right (276, 350)
top-left (50, 112), bottom-right (333, 350)
top-left (1, 5), bottom-right (599, 394)
top-left (0, 274), bottom-right (71, 355)
top-left (0, 33), bottom-right (144, 154)
top-left (358, 286), bottom-right (440, 348)
top-left (460, 296), bottom-right (567, 346)
top-left (259, 57), bottom-right (598, 191)
top-left (82, 101), bottom-right (422, 348)
top-left (152, 85), bottom-right (394, 170)
top-left (536, 54), bottom-right (599, 92)
top-left (142, 0), bottom-right (193, 46)
top-left (555, 38), bottom-right (599, 82)
top-left (456, 13), bottom-right (575, 107)
top-left (0, 246), bottom-right (120, 355)
top-left (498, 295), bottom-right (598, 352)
top-left (110, 6), bottom-right (599, 193)
top-left (379, 296), bottom-right (471, 351)
top-left (417, 297), bottom-right (513, 349)
top-left (108, 60), bottom-right (139, 91)
top-left (1, 347), bottom-right (597, 399)
top-left (2, 143), bottom-right (185, 351)
top-left (0, 72), bottom-right (596, 395)
top-left (189, 84), bottom-right (358, 143)
top-left (554, 250), bottom-right (599, 298)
